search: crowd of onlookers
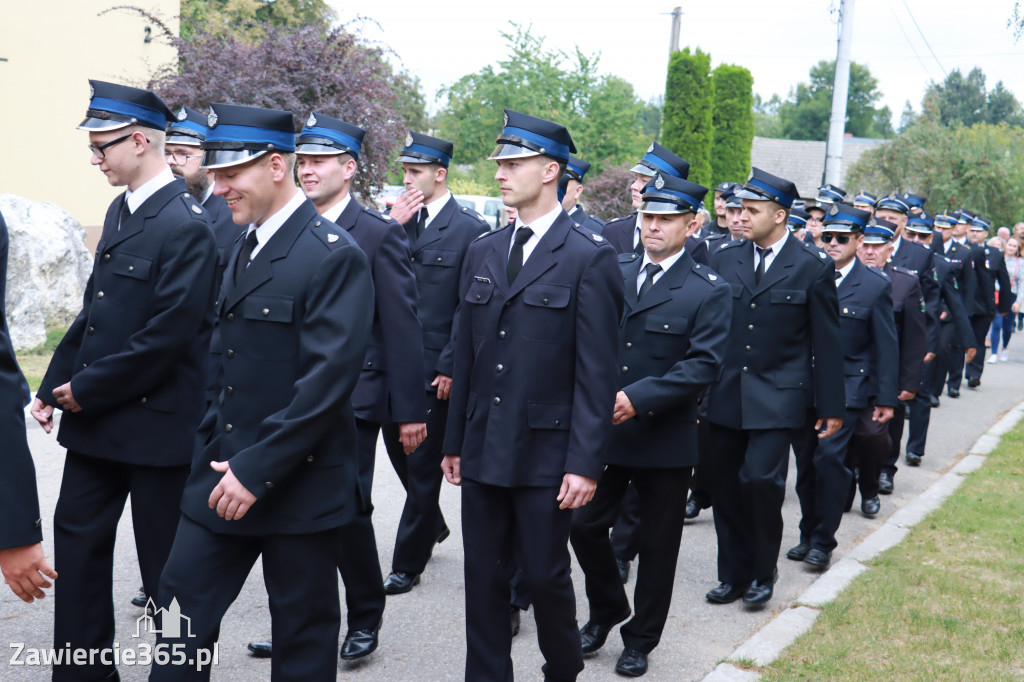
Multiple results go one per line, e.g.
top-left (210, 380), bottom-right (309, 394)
top-left (985, 223), bottom-right (1024, 362)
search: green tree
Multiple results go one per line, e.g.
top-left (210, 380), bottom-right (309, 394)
top-left (777, 60), bottom-right (893, 141)
top-left (846, 120), bottom-right (1024, 226)
top-left (920, 68), bottom-right (1024, 128)
top-left (710, 64), bottom-right (754, 186)
top-left (180, 0), bottom-right (335, 41)
top-left (661, 48), bottom-right (713, 186)
top-left (753, 93), bottom-right (784, 138)
top-left (436, 25), bottom-right (648, 177)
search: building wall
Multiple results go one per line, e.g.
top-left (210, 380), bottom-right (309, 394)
top-left (0, 1), bottom-right (179, 227)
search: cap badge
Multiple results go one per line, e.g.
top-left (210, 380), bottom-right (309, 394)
top-left (503, 112), bottom-right (509, 126)
top-left (89, 83), bottom-right (95, 97)
top-left (207, 111), bottom-right (218, 128)
top-left (306, 113), bottom-right (317, 127)
top-left (654, 175), bottom-right (665, 190)
top-left (177, 108), bottom-right (187, 122)
top-left (327, 233), bottom-right (339, 243)
top-left (647, 143), bottom-right (655, 153)
top-left (405, 132), bottom-right (414, 147)
top-left (829, 204), bottom-right (839, 216)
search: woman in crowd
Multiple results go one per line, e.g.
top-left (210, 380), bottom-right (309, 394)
top-left (990, 235), bottom-right (1024, 362)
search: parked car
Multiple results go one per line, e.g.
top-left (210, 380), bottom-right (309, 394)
top-left (375, 185), bottom-right (404, 212)
top-left (454, 195), bottom-right (506, 229)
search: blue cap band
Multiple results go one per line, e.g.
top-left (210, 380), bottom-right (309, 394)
top-left (788, 214), bottom-right (808, 228)
top-left (170, 118), bottom-right (208, 138)
top-left (824, 208), bottom-right (866, 228)
top-left (640, 152), bottom-right (684, 178)
top-left (298, 125), bottom-right (361, 155)
top-left (403, 142), bottom-right (450, 166)
top-left (747, 177), bottom-right (795, 208)
top-left (207, 123), bottom-right (296, 152)
top-left (502, 126), bottom-right (570, 161)
top-left (567, 160), bottom-right (586, 179)
top-left (90, 96), bottom-right (167, 130)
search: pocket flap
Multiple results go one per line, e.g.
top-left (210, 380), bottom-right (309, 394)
top-left (524, 284), bottom-right (571, 309)
top-left (840, 305), bottom-right (870, 318)
top-left (644, 314), bottom-right (688, 335)
top-left (420, 248), bottom-right (457, 267)
top-left (774, 370), bottom-right (808, 389)
top-left (527, 402), bottom-right (572, 430)
top-left (112, 253), bottom-right (152, 281)
top-left (466, 280), bottom-right (493, 304)
top-left (242, 295), bottom-right (294, 323)
top-left (769, 289), bottom-right (806, 304)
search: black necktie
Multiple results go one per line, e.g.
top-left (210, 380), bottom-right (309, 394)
top-left (119, 197), bottom-right (131, 231)
top-left (415, 207), bottom-right (429, 239)
top-left (755, 245), bottom-right (768, 284)
top-left (507, 226), bottom-right (534, 283)
top-left (638, 263), bottom-right (662, 299)
top-left (633, 229), bottom-right (644, 256)
top-left (835, 270), bottom-right (842, 281)
top-left (235, 230), bottom-right (259, 283)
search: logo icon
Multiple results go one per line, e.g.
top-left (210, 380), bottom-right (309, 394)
top-left (135, 598), bottom-right (196, 639)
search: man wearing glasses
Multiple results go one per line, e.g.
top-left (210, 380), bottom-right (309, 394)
top-left (30, 80), bottom-right (217, 681)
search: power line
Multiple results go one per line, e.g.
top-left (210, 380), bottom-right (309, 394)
top-left (886, 0), bottom-right (938, 81)
top-left (900, 0), bottom-right (948, 78)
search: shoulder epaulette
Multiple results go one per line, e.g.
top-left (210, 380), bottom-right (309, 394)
top-left (692, 262), bottom-right (722, 283)
top-left (474, 224), bottom-right (505, 241)
top-left (310, 217), bottom-right (346, 249)
top-left (865, 264), bottom-right (889, 280)
top-left (618, 252), bottom-right (639, 264)
top-left (571, 222), bottom-right (607, 246)
top-left (179, 192), bottom-right (207, 217)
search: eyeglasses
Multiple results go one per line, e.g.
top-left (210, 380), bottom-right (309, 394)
top-left (88, 133), bottom-right (139, 160)
top-left (165, 150), bottom-right (204, 164)
top-left (905, 231), bottom-right (931, 242)
top-left (821, 233), bottom-right (852, 244)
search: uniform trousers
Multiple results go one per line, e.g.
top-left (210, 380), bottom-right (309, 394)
top-left (610, 485), bottom-right (641, 562)
top-left (461, 479), bottom-right (583, 682)
top-left (941, 320), bottom-right (966, 392)
top-left (794, 408), bottom-right (857, 553)
top-left (688, 418), bottom-right (714, 509)
top-left (335, 418), bottom-right (386, 631)
top-left (965, 314), bottom-right (995, 381)
top-left (381, 393), bottom-right (449, 575)
top-left (845, 402), bottom-right (891, 501)
top-left (151, 516), bottom-right (341, 682)
top-left (52, 451), bottom-right (188, 682)
top-left (570, 465), bottom-right (691, 654)
top-left (707, 424), bottom-right (796, 586)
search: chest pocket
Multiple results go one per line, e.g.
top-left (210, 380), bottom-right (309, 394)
top-left (522, 284), bottom-right (571, 342)
top-left (417, 248), bottom-right (458, 286)
top-left (769, 289), bottom-right (806, 305)
top-left (465, 279), bottom-right (494, 305)
top-left (112, 253), bottom-right (153, 281)
top-left (419, 249), bottom-right (457, 268)
top-left (240, 295), bottom-right (296, 361)
top-left (840, 305), bottom-right (870, 320)
top-left (644, 314), bottom-right (688, 358)
top-left (644, 314), bottom-right (688, 335)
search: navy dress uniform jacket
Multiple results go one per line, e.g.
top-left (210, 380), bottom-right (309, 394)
top-left (961, 242), bottom-right (995, 317)
top-left (890, 238), bottom-right (941, 355)
top-left (610, 251), bottom-right (731, 468)
top-left (934, 254), bottom-right (976, 348)
top-left (0, 214), bottom-right (43, 549)
top-left (443, 212), bottom-right (624, 485)
top-left (334, 199), bottom-right (425, 425)
top-left (37, 179), bottom-right (217, 466)
top-left (836, 260), bottom-right (899, 408)
top-left (886, 264), bottom-right (927, 394)
top-left (402, 196), bottom-right (490, 387)
top-left (204, 192), bottom-right (245, 402)
top-left (181, 199), bottom-right (374, 535)
top-left (706, 236), bottom-right (845, 429)
top-left (569, 206), bottom-right (605, 234)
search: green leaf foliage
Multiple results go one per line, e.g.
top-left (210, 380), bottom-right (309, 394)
top-left (775, 60), bottom-right (893, 141)
top-left (846, 120), bottom-right (1024, 226)
top-left (661, 48), bottom-right (714, 186)
top-left (711, 64), bottom-right (754, 186)
top-left (920, 67), bottom-right (1024, 128)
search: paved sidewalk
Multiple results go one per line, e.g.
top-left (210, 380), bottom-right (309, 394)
top-left (3, 356), bottom-right (1022, 681)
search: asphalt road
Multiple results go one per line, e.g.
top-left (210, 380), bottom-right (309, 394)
top-left (3, 353), bottom-right (1022, 681)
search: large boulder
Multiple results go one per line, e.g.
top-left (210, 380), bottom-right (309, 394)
top-left (2, 194), bottom-right (92, 351)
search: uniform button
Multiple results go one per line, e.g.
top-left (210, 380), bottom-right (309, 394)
top-left (81, 363), bottom-right (88, 369)
top-left (225, 424), bottom-right (233, 433)
top-left (749, 303), bottom-right (756, 310)
top-left (745, 345), bottom-right (751, 351)
top-left (367, 361), bottom-right (374, 368)
top-left (748, 324), bottom-right (754, 331)
top-left (625, 342), bottom-right (632, 349)
top-left (265, 481), bottom-right (274, 489)
top-left (493, 397), bottom-right (501, 405)
top-left (498, 331), bottom-right (507, 339)
top-left (88, 326), bottom-right (95, 335)
top-left (226, 313), bottom-right (234, 321)
top-left (504, 301), bottom-right (512, 307)
top-left (543, 298), bottom-right (549, 305)
top-left (663, 324), bottom-right (669, 330)
top-left (128, 265), bottom-right (134, 272)
top-left (103, 253), bottom-right (111, 261)
top-left (411, 257), bottom-right (416, 262)
top-left (742, 366), bottom-right (749, 372)
top-left (476, 294), bottom-right (481, 300)
top-left (554, 419), bottom-right (561, 426)
top-left (437, 257), bottom-right (443, 262)
top-left (496, 364), bottom-right (504, 372)
top-left (97, 291), bottom-right (104, 299)
top-left (647, 411), bottom-right (655, 417)
top-left (622, 366), bottom-right (629, 373)
top-left (262, 308), bottom-right (270, 316)
top-left (306, 455), bottom-right (315, 463)
top-left (140, 397), bottom-right (147, 404)
top-left (226, 386), bottom-right (234, 395)
top-left (226, 349), bottom-right (235, 359)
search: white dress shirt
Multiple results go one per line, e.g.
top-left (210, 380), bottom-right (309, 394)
top-left (121, 166), bottom-right (177, 228)
top-left (636, 248), bottom-right (685, 294)
top-left (834, 258), bottom-right (856, 289)
top-left (422, 190), bottom-right (452, 230)
top-left (245, 190), bottom-right (306, 261)
top-left (510, 204), bottom-right (562, 264)
top-left (753, 230), bottom-right (790, 275)
top-left (319, 192), bottom-right (352, 225)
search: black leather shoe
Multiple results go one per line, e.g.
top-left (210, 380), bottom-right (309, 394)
top-left (616, 558), bottom-right (630, 584)
top-left (684, 499), bottom-right (705, 520)
top-left (742, 569), bottom-right (778, 606)
top-left (879, 472), bottom-right (894, 494)
top-left (706, 582), bottom-right (749, 604)
top-left (383, 571), bottom-right (420, 595)
top-left (905, 452), bottom-right (923, 467)
top-left (247, 640), bottom-right (272, 658)
top-left (947, 388), bottom-right (960, 398)
top-left (131, 586), bottom-right (147, 608)
top-left (930, 394), bottom-right (940, 408)
top-left (862, 496), bottom-right (881, 516)
top-left (614, 647), bottom-right (648, 677)
top-left (786, 543), bottom-right (811, 561)
top-left (580, 608), bottom-right (630, 655)
top-left (967, 377), bottom-right (981, 388)
top-left (340, 621), bottom-right (381, 660)
top-left (436, 527), bottom-right (451, 544)
top-left (510, 607), bottom-right (521, 637)
top-left (804, 548), bottom-right (832, 570)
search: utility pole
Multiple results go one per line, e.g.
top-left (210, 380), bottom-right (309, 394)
top-left (823, 0), bottom-right (854, 186)
top-left (669, 6), bottom-right (682, 54)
